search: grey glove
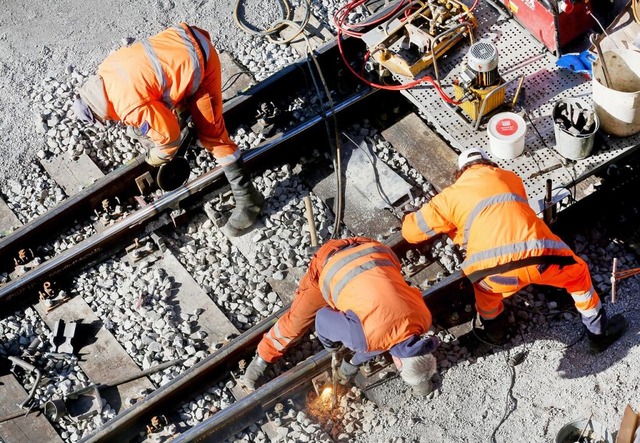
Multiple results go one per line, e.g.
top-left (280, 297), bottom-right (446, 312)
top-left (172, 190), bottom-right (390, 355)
top-left (145, 147), bottom-right (170, 167)
top-left (240, 355), bottom-right (269, 391)
top-left (337, 357), bottom-right (359, 385)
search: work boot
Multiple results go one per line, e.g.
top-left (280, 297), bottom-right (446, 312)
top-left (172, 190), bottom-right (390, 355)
top-left (240, 354), bottom-right (269, 391)
top-left (587, 313), bottom-right (628, 354)
top-left (337, 357), bottom-right (360, 385)
top-left (480, 311), bottom-right (509, 345)
top-left (222, 159), bottom-right (265, 236)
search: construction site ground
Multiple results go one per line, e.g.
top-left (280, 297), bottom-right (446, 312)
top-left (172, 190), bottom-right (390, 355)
top-left (1, 0), bottom-right (640, 442)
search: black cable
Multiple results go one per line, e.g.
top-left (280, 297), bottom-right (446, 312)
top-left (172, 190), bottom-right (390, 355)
top-left (221, 70), bottom-right (253, 93)
top-left (469, 304), bottom-right (585, 441)
top-left (304, 43), bottom-right (344, 239)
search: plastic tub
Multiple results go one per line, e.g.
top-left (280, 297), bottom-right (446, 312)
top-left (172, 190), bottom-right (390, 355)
top-left (592, 49), bottom-right (640, 137)
top-left (552, 98), bottom-right (599, 160)
top-left (487, 112), bottom-right (527, 159)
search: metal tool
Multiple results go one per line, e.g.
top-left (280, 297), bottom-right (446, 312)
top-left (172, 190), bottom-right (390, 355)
top-left (576, 412), bottom-right (593, 442)
top-left (611, 257), bottom-right (618, 304)
top-left (45, 358), bottom-right (183, 423)
top-left (7, 356), bottom-right (42, 410)
top-left (303, 195), bottom-right (319, 256)
top-left (156, 121), bottom-right (196, 192)
top-left (543, 179), bottom-right (557, 225)
top-left (360, 0), bottom-right (477, 79)
top-left (330, 351), bottom-right (340, 407)
top-left (590, 33), bottom-right (612, 88)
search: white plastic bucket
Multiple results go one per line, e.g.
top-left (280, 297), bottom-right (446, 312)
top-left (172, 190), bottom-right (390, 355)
top-left (592, 49), bottom-right (640, 137)
top-left (487, 112), bottom-right (527, 159)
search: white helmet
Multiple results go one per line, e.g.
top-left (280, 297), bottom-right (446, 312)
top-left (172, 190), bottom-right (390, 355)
top-left (457, 147), bottom-right (488, 170)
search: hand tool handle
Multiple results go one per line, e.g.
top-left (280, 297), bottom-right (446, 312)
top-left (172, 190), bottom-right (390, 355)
top-left (611, 257), bottom-right (618, 304)
top-left (304, 196), bottom-right (319, 247)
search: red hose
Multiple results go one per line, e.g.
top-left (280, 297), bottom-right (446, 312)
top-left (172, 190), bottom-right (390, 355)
top-left (334, 0), bottom-right (464, 105)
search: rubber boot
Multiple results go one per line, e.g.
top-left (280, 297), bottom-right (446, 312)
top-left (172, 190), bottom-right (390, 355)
top-left (480, 311), bottom-right (508, 345)
top-left (240, 354), bottom-right (269, 391)
top-left (222, 159), bottom-right (264, 236)
top-left (586, 313), bottom-right (628, 354)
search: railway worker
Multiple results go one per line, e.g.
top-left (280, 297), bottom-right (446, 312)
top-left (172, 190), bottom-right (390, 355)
top-left (72, 23), bottom-right (264, 236)
top-left (241, 236), bottom-right (440, 396)
top-left (401, 147), bottom-right (627, 354)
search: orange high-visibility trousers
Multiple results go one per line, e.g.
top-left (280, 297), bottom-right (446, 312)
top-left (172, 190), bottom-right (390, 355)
top-left (475, 253), bottom-right (601, 320)
top-left (187, 47), bottom-right (239, 165)
top-left (256, 268), bottom-right (326, 363)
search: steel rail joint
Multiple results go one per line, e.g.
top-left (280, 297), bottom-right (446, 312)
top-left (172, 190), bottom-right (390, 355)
top-left (0, 89), bottom-right (374, 312)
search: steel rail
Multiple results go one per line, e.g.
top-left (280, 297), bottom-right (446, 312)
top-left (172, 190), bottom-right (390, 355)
top-left (77, 229), bottom-right (470, 443)
top-left (79, 309), bottom-right (283, 443)
top-left (167, 272), bottom-right (468, 443)
top-left (0, 158), bottom-right (149, 271)
top-left (0, 88), bottom-right (375, 314)
top-left (0, 34), bottom-right (361, 273)
top-left (173, 350), bottom-right (332, 443)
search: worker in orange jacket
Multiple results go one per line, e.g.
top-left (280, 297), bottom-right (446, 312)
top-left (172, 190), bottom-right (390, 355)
top-left (402, 148), bottom-right (627, 353)
top-left (72, 23), bottom-right (263, 236)
top-left (241, 237), bottom-right (439, 396)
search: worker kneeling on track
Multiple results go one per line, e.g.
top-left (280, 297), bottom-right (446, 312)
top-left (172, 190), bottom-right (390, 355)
top-left (402, 147), bottom-right (627, 354)
top-left (241, 237), bottom-right (440, 396)
top-left (71, 23), bottom-right (264, 236)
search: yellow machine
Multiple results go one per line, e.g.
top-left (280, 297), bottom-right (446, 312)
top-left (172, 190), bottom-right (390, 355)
top-left (453, 41), bottom-right (506, 121)
top-left (361, 0), bottom-right (477, 79)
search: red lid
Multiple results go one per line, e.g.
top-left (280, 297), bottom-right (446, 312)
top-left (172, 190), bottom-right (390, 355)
top-left (495, 118), bottom-right (519, 136)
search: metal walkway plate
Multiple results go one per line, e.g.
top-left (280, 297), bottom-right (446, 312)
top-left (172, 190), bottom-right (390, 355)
top-left (397, 1), bottom-right (640, 200)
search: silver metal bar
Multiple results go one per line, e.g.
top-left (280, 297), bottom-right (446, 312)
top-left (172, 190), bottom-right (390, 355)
top-left (0, 89), bottom-right (374, 307)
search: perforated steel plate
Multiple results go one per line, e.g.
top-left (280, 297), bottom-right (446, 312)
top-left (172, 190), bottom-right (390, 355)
top-left (394, 1), bottom-right (640, 202)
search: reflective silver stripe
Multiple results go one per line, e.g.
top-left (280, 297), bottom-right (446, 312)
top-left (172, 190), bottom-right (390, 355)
top-left (462, 193), bottom-right (527, 247)
top-left (141, 39), bottom-right (174, 108)
top-left (331, 258), bottom-right (396, 306)
top-left (155, 139), bottom-right (181, 159)
top-left (416, 210), bottom-right (437, 237)
top-left (267, 322), bottom-right (291, 351)
top-left (217, 151), bottom-right (241, 166)
top-left (478, 305), bottom-right (502, 318)
top-left (571, 288), bottom-right (595, 304)
top-left (462, 239), bottom-right (569, 268)
top-left (321, 245), bottom-right (394, 303)
top-left (192, 28), bottom-right (211, 63)
top-left (173, 25), bottom-right (203, 96)
top-left (267, 335), bottom-right (286, 351)
top-left (577, 300), bottom-right (602, 317)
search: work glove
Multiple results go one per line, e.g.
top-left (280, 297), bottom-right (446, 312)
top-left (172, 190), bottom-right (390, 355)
top-left (337, 357), bottom-right (359, 385)
top-left (240, 354), bottom-right (269, 391)
top-left (145, 147), bottom-right (170, 167)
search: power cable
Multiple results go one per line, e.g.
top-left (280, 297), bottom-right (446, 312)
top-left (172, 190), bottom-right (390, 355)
top-left (221, 71), bottom-right (253, 93)
top-left (333, 0), bottom-right (473, 104)
top-left (232, 0), bottom-right (345, 238)
top-left (466, 299), bottom-right (585, 441)
top-left (303, 37), bottom-right (345, 238)
top-left (233, 0), bottom-right (311, 44)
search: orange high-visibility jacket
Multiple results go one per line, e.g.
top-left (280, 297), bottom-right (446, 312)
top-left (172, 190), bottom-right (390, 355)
top-left (98, 23), bottom-right (237, 163)
top-left (402, 164), bottom-right (575, 277)
top-left (257, 238), bottom-right (431, 362)
top-left (318, 241), bottom-right (431, 351)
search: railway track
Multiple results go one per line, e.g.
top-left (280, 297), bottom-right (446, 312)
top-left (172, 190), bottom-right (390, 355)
top-left (2, 2), bottom-right (640, 442)
top-left (1, 23), bottom-right (452, 441)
